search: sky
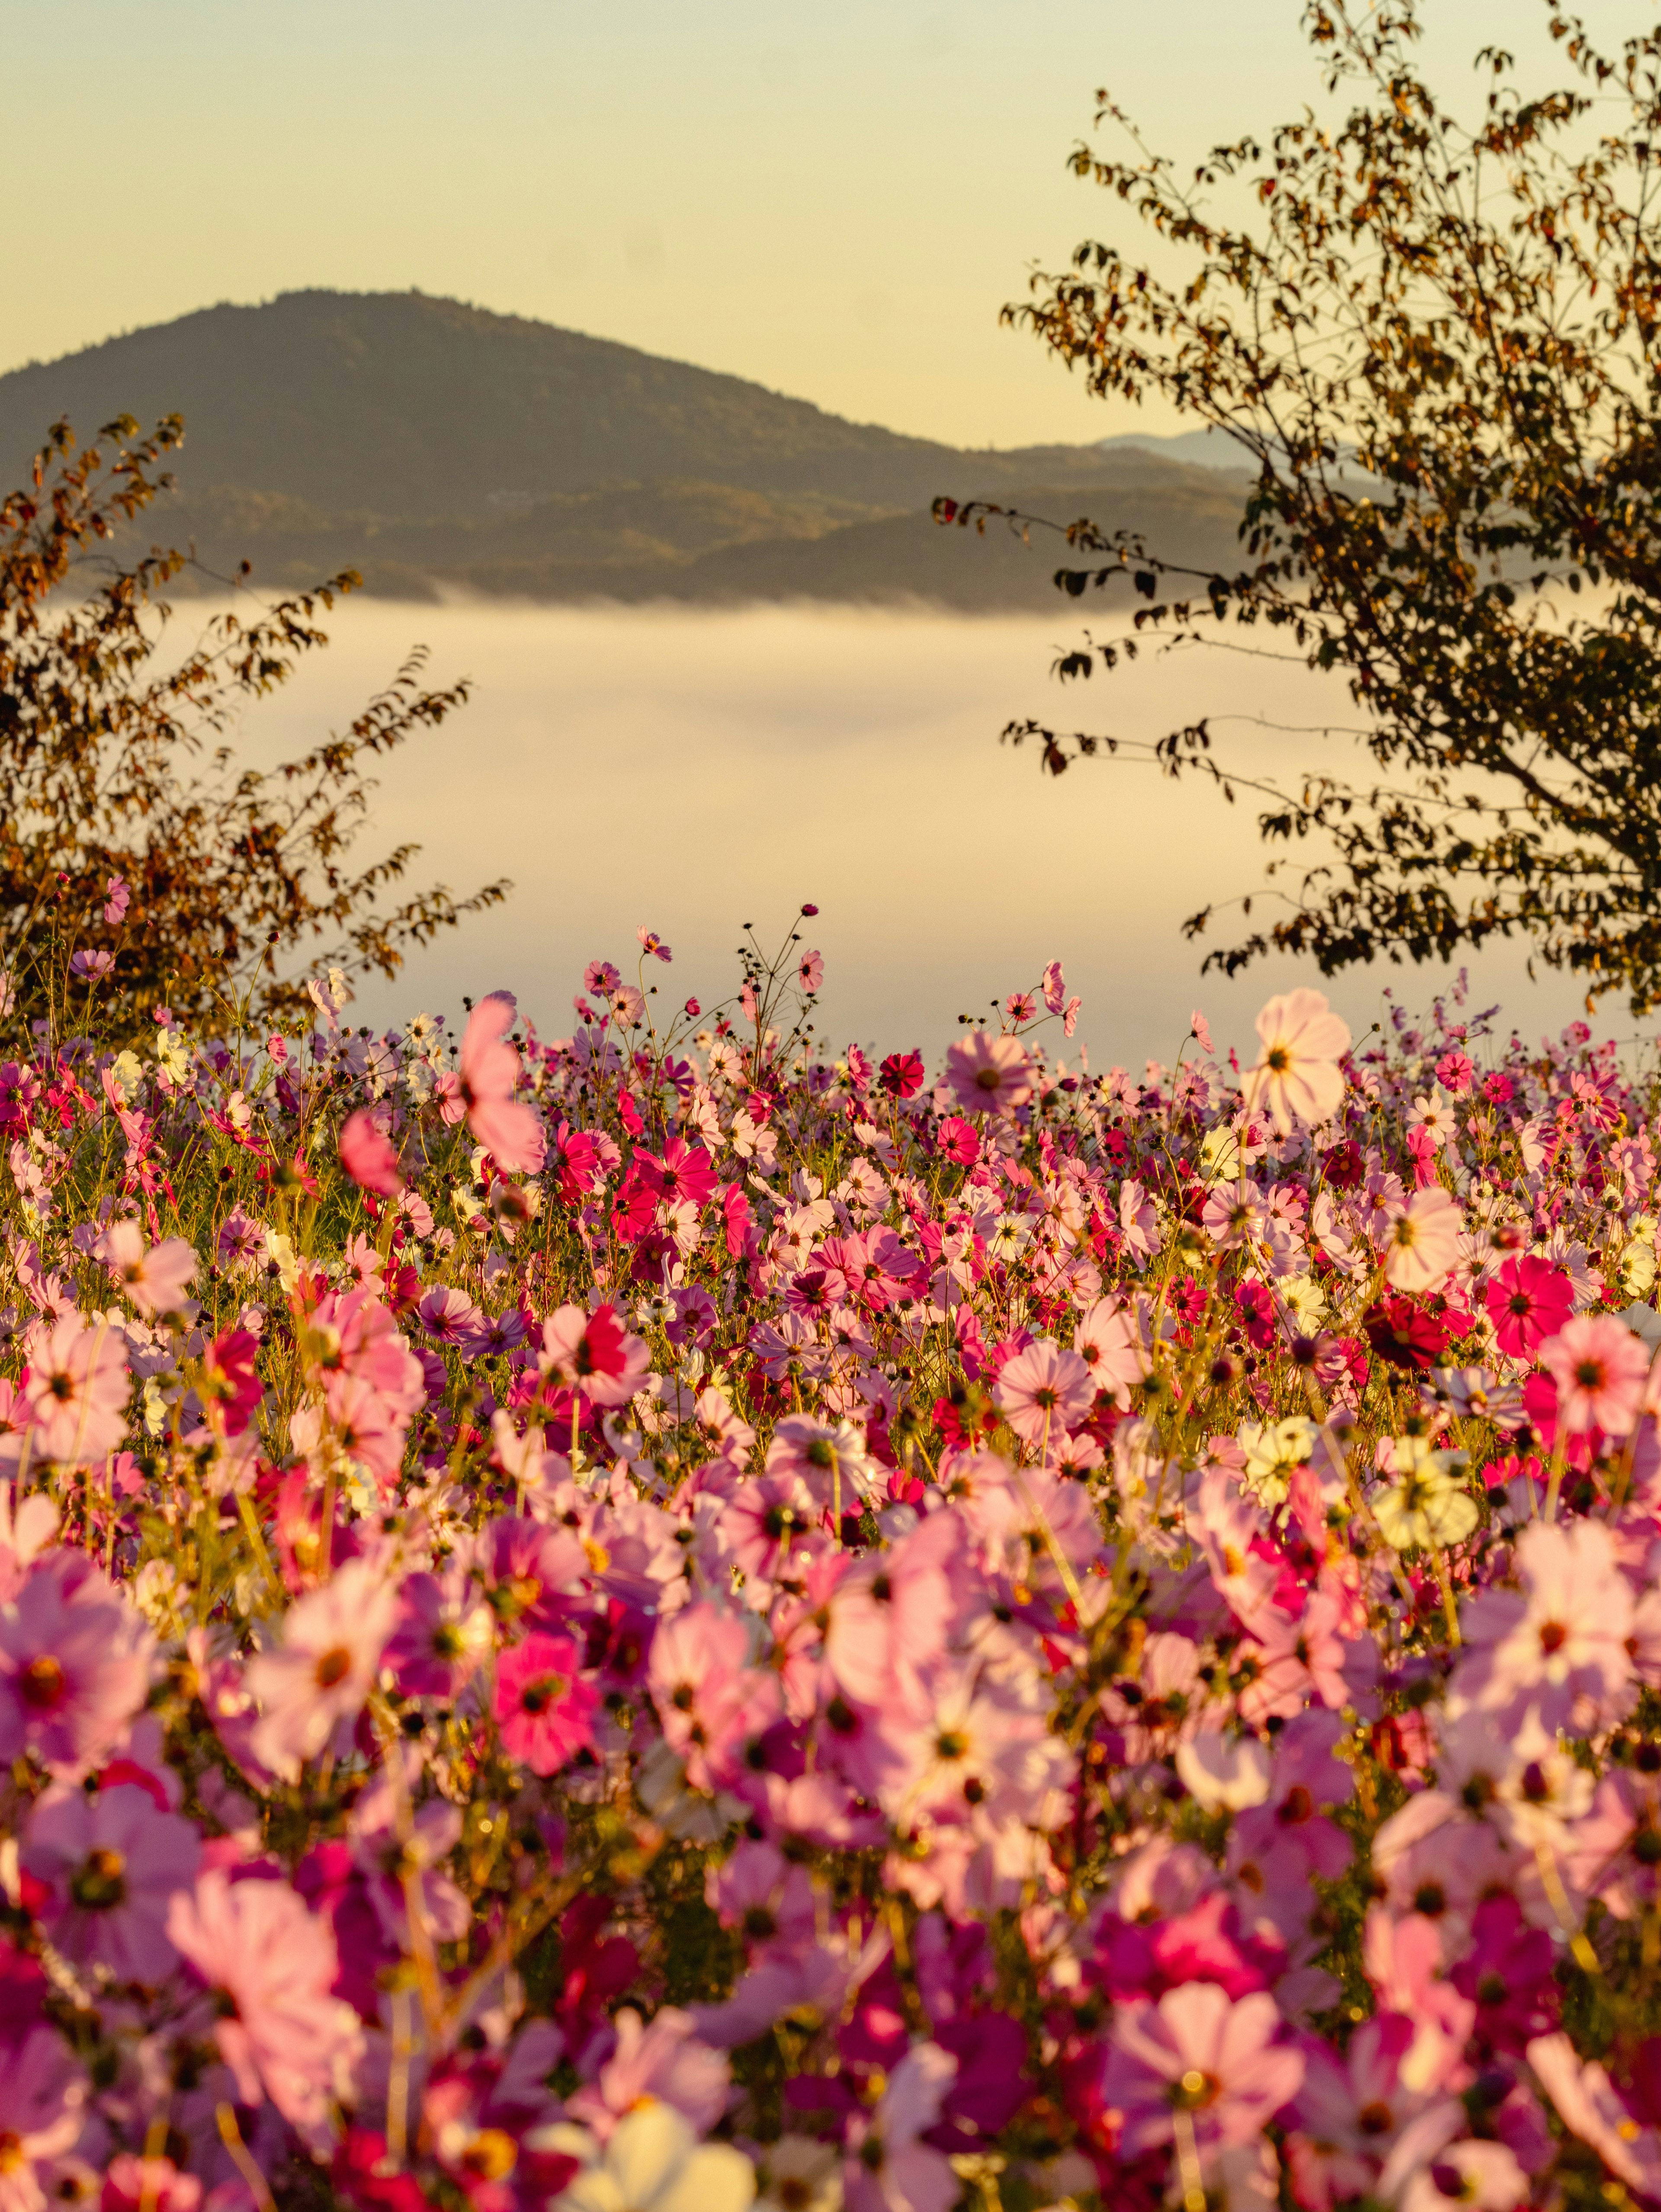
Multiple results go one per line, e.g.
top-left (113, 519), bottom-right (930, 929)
top-left (2, 0), bottom-right (1647, 449)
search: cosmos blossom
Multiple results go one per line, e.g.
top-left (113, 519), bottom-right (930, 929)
top-left (495, 1632), bottom-right (598, 1775)
top-left (1485, 1255), bottom-right (1574, 1360)
top-left (1538, 1314), bottom-right (1652, 1437)
top-left (339, 1105), bottom-right (404, 1195)
top-left (1241, 989), bottom-right (1351, 1133)
top-left (446, 989), bottom-right (546, 1174)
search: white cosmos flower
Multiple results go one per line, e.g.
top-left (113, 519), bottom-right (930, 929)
top-left (551, 2104), bottom-right (754, 2212)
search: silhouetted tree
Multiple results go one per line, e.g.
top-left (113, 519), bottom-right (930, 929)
top-left (0, 416), bottom-right (506, 1040)
top-left (942, 3), bottom-right (1661, 1009)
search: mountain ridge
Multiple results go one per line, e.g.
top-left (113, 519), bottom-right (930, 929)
top-left (0, 290), bottom-right (1250, 606)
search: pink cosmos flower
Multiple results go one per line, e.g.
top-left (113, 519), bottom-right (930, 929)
top-left (419, 1283), bottom-right (492, 1357)
top-left (20, 1313), bottom-right (129, 1464)
top-left (103, 875), bottom-right (130, 925)
top-left (1485, 1255), bottom-right (1574, 1361)
top-left (1241, 989), bottom-right (1351, 1134)
top-left (945, 1032), bottom-right (1033, 1116)
top-left (454, 990), bottom-right (545, 1175)
top-left (1457, 1517), bottom-right (1634, 1732)
top-left (1075, 1296), bottom-right (1149, 1406)
top-left (540, 1302), bottom-right (650, 1406)
top-left (0, 2029), bottom-right (86, 2204)
top-left (1528, 2031), bottom-right (1661, 2201)
top-left (568, 2004), bottom-right (729, 2141)
top-left (0, 1553), bottom-right (153, 1775)
top-left (166, 1868), bottom-right (363, 2151)
top-left (1382, 1184), bottom-right (1462, 1294)
top-left (637, 926), bottom-right (673, 962)
top-left (247, 1558), bottom-right (399, 1781)
top-left (1539, 1314), bottom-right (1651, 1437)
top-left (1102, 1982), bottom-right (1305, 2158)
top-left (385, 1566), bottom-right (494, 1700)
top-left (97, 1220), bottom-right (196, 1321)
top-left (101, 2157), bottom-right (202, 2212)
top-left (69, 947), bottom-right (114, 981)
top-left (648, 1601), bottom-right (779, 1792)
top-left (994, 1339), bottom-right (1093, 1444)
top-left (338, 1105), bottom-right (404, 1196)
top-left (495, 1632), bottom-right (597, 1775)
top-left (22, 1779), bottom-right (200, 1983)
top-left (798, 948), bottom-right (824, 992)
top-left (843, 2040), bottom-right (960, 2212)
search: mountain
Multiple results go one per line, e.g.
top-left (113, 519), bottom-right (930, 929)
top-left (0, 291), bottom-right (1250, 606)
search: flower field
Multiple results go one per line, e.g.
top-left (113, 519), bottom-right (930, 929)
top-left (6, 903), bottom-right (1661, 2212)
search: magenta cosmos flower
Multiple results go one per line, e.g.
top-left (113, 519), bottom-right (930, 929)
top-left (1485, 1255), bottom-right (1574, 1361)
top-left (1539, 1314), bottom-right (1652, 1437)
top-left (1102, 1982), bottom-right (1305, 2158)
top-left (945, 1031), bottom-right (1033, 1116)
top-left (1241, 988), bottom-right (1351, 1135)
top-left (994, 1340), bottom-right (1094, 1446)
top-left (495, 1632), bottom-right (598, 1775)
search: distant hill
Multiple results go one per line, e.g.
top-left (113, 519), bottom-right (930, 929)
top-left (0, 291), bottom-right (1250, 607)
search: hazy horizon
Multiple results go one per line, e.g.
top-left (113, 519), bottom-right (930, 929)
top-left (204, 595), bottom-right (1621, 1071)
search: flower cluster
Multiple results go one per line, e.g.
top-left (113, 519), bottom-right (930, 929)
top-left (3, 909), bottom-right (1661, 2212)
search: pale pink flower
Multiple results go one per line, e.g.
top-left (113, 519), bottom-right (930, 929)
top-left (994, 1340), bottom-right (1093, 1444)
top-left (1397, 2141), bottom-right (1526, 2212)
top-left (568, 2005), bottom-right (729, 2141)
top-left (1528, 2031), bottom-right (1661, 2200)
top-left (1103, 1983), bottom-right (1305, 2157)
top-left (798, 948), bottom-right (824, 992)
top-left (338, 1105), bottom-right (404, 1196)
top-left (0, 1553), bottom-right (153, 1775)
top-left (1241, 989), bottom-right (1350, 1134)
top-left (22, 1779), bottom-right (200, 1983)
top-left (247, 1558), bottom-right (399, 1780)
top-left (97, 1220), bottom-right (196, 1321)
top-left (1382, 1184), bottom-right (1462, 1294)
top-left (1539, 1313), bottom-right (1652, 1437)
top-left (1191, 1008), bottom-right (1215, 1056)
top-left (843, 2041), bottom-right (960, 2212)
top-left (166, 1869), bottom-right (363, 2151)
top-left (648, 1602), bottom-right (779, 1792)
top-left (1457, 1517), bottom-right (1634, 1733)
top-left (20, 1313), bottom-right (129, 1464)
top-left (1119, 1178), bottom-right (1164, 1264)
top-left (454, 989), bottom-right (545, 1174)
top-left (1074, 1296), bottom-right (1149, 1406)
top-left (945, 1032), bottom-right (1033, 1116)
top-left (636, 927), bottom-right (673, 963)
top-left (1285, 2014), bottom-right (1465, 2211)
top-left (103, 875), bottom-right (130, 925)
top-left (763, 1414), bottom-right (878, 1517)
